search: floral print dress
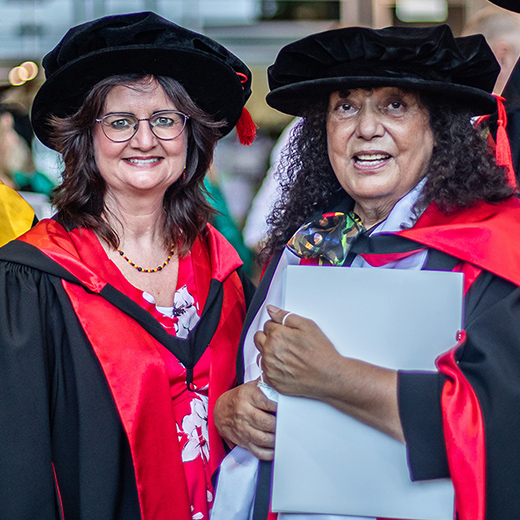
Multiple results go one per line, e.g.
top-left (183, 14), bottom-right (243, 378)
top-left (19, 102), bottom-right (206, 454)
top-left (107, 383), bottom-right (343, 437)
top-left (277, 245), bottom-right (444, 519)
top-left (142, 252), bottom-right (214, 520)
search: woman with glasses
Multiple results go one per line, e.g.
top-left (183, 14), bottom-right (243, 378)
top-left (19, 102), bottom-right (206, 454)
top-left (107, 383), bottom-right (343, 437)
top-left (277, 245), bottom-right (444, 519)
top-left (0, 12), bottom-right (256, 520)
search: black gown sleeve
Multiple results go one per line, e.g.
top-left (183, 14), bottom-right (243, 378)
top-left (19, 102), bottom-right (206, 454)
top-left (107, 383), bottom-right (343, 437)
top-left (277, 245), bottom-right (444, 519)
top-left (398, 370), bottom-right (449, 480)
top-left (0, 261), bottom-right (65, 518)
top-left (398, 269), bottom-right (520, 517)
top-left (0, 259), bottom-right (141, 519)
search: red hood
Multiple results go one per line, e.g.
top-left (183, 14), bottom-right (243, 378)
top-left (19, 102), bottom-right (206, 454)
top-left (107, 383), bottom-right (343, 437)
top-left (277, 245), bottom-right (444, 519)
top-left (396, 197), bottom-right (520, 287)
top-left (16, 219), bottom-right (242, 290)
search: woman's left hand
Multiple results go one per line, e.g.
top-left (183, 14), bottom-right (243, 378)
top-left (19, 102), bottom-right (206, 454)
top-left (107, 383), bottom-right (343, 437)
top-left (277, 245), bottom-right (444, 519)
top-left (254, 305), bottom-right (405, 442)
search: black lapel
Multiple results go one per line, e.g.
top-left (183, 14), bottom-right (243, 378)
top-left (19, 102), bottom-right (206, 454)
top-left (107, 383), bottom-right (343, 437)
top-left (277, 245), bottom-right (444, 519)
top-left (236, 250), bottom-right (283, 385)
top-left (252, 460), bottom-right (273, 520)
top-left (349, 233), bottom-right (425, 255)
top-left (100, 279), bottom-right (224, 374)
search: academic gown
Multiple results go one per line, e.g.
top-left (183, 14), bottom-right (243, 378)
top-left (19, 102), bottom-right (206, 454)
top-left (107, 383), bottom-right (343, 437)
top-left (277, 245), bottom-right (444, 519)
top-left (245, 196), bottom-right (520, 520)
top-left (0, 218), bottom-right (255, 520)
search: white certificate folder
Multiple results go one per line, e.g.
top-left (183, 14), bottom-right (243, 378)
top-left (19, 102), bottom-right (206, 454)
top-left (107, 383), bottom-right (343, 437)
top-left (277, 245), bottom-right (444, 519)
top-left (273, 265), bottom-right (462, 519)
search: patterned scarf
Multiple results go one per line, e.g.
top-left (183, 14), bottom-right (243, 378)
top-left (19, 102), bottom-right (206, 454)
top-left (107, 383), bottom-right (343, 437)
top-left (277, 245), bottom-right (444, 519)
top-left (286, 211), bottom-right (363, 266)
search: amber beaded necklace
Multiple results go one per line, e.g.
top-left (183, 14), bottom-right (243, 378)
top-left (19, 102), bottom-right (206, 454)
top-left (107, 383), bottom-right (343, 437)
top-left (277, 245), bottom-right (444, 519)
top-left (117, 244), bottom-right (175, 273)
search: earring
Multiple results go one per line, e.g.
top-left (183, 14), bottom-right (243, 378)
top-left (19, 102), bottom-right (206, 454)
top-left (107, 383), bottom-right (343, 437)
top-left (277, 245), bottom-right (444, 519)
top-left (182, 164), bottom-right (187, 180)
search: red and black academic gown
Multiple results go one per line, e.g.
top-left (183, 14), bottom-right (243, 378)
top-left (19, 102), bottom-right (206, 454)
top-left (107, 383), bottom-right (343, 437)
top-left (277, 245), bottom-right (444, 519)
top-left (0, 218), bottom-right (255, 520)
top-left (247, 196), bottom-right (520, 520)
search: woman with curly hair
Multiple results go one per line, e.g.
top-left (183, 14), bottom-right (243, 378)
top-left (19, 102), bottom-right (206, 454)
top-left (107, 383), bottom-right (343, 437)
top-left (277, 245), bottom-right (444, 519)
top-left (213, 24), bottom-right (520, 520)
top-left (0, 12), bottom-right (257, 520)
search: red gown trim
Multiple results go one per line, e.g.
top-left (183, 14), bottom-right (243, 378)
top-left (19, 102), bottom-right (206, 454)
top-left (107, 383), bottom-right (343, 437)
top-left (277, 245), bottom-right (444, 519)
top-left (359, 249), bottom-right (426, 267)
top-left (397, 197), bottom-right (520, 286)
top-left (63, 279), bottom-right (193, 520)
top-left (357, 198), bottom-right (520, 286)
top-left (17, 220), bottom-right (246, 520)
top-left (436, 331), bottom-right (486, 520)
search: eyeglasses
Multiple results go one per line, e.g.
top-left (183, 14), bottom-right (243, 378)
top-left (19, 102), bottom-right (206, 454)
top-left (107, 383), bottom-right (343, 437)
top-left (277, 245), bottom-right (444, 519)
top-left (95, 110), bottom-right (190, 142)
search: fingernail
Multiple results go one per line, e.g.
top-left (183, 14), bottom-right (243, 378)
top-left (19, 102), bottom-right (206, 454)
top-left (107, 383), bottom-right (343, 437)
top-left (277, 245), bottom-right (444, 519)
top-left (266, 305), bottom-right (281, 314)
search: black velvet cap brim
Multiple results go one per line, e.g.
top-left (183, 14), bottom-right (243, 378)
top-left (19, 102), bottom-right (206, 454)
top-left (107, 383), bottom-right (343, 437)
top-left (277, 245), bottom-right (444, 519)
top-left (266, 25), bottom-right (499, 118)
top-left (31, 45), bottom-right (244, 149)
top-left (266, 75), bottom-right (497, 117)
top-left (488, 0), bottom-right (520, 13)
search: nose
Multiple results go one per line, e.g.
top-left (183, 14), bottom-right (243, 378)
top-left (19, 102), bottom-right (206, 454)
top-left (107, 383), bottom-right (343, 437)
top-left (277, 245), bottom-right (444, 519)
top-left (355, 105), bottom-right (384, 140)
top-left (130, 119), bottom-right (156, 149)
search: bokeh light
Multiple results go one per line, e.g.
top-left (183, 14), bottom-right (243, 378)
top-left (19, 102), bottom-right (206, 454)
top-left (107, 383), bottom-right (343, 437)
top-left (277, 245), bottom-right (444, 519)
top-left (8, 61), bottom-right (39, 86)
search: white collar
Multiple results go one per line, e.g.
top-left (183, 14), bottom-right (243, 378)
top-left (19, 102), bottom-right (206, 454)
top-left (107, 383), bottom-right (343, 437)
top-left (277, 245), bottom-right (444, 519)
top-left (370, 177), bottom-right (426, 235)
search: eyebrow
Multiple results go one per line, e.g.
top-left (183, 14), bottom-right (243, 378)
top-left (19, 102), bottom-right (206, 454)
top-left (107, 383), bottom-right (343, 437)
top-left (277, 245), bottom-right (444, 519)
top-left (102, 112), bottom-right (135, 116)
top-left (337, 90), bottom-right (352, 99)
top-left (101, 110), bottom-right (177, 117)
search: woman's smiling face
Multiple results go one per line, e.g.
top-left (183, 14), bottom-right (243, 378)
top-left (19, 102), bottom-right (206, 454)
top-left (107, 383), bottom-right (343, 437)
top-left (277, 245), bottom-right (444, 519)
top-left (326, 87), bottom-right (434, 225)
top-left (93, 77), bottom-right (187, 199)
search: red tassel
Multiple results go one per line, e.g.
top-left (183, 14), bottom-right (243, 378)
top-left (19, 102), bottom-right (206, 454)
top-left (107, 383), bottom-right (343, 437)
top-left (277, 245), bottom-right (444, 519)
top-left (493, 94), bottom-right (517, 190)
top-left (235, 106), bottom-right (257, 145)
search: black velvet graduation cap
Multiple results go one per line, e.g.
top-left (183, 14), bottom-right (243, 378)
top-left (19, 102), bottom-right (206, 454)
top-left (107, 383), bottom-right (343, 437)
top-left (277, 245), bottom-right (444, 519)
top-left (488, 0), bottom-right (520, 13)
top-left (31, 11), bottom-right (253, 149)
top-left (266, 25), bottom-right (499, 117)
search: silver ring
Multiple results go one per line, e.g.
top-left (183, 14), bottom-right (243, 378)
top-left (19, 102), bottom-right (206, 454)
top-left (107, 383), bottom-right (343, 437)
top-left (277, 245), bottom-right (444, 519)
top-left (282, 312), bottom-right (293, 327)
top-left (257, 354), bottom-right (265, 383)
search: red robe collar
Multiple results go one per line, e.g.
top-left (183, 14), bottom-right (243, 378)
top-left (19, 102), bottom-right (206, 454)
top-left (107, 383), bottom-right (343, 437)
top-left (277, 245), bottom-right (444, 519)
top-left (17, 220), bottom-right (246, 520)
top-left (397, 197), bottom-right (520, 287)
top-left (17, 219), bottom-right (243, 290)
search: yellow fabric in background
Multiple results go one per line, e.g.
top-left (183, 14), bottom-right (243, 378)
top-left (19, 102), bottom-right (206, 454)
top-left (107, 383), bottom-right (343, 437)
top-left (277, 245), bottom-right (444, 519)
top-left (0, 183), bottom-right (35, 247)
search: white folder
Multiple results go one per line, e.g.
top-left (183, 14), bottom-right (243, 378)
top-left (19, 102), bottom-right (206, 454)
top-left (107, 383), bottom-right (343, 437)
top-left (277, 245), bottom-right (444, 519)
top-left (272, 265), bottom-right (461, 520)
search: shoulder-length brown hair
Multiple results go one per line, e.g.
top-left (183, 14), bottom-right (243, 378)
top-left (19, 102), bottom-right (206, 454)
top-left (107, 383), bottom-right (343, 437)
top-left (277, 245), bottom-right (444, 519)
top-left (49, 73), bottom-right (225, 255)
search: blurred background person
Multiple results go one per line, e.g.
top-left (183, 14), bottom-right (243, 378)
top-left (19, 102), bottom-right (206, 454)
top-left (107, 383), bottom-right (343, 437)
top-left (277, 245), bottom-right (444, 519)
top-left (479, 0), bottom-right (520, 177)
top-left (0, 106), bottom-right (23, 189)
top-left (0, 102), bottom-right (55, 217)
top-left (205, 163), bottom-right (254, 276)
top-left (463, 3), bottom-right (520, 94)
top-left (243, 118), bottom-right (300, 256)
top-left (0, 103), bottom-right (37, 246)
top-left (0, 179), bottom-right (35, 247)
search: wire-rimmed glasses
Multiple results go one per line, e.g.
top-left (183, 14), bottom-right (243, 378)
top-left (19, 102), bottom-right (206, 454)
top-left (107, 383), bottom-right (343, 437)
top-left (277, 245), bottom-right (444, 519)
top-left (95, 110), bottom-right (190, 142)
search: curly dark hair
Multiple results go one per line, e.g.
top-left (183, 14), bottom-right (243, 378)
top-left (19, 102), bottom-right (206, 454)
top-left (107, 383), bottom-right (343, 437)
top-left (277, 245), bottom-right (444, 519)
top-left (49, 74), bottom-right (225, 256)
top-left (262, 91), bottom-right (515, 259)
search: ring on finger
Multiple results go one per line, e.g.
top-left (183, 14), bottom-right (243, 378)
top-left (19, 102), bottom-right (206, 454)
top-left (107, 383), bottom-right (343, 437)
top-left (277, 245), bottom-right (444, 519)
top-left (257, 353), bottom-right (265, 382)
top-left (282, 312), bottom-right (293, 327)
